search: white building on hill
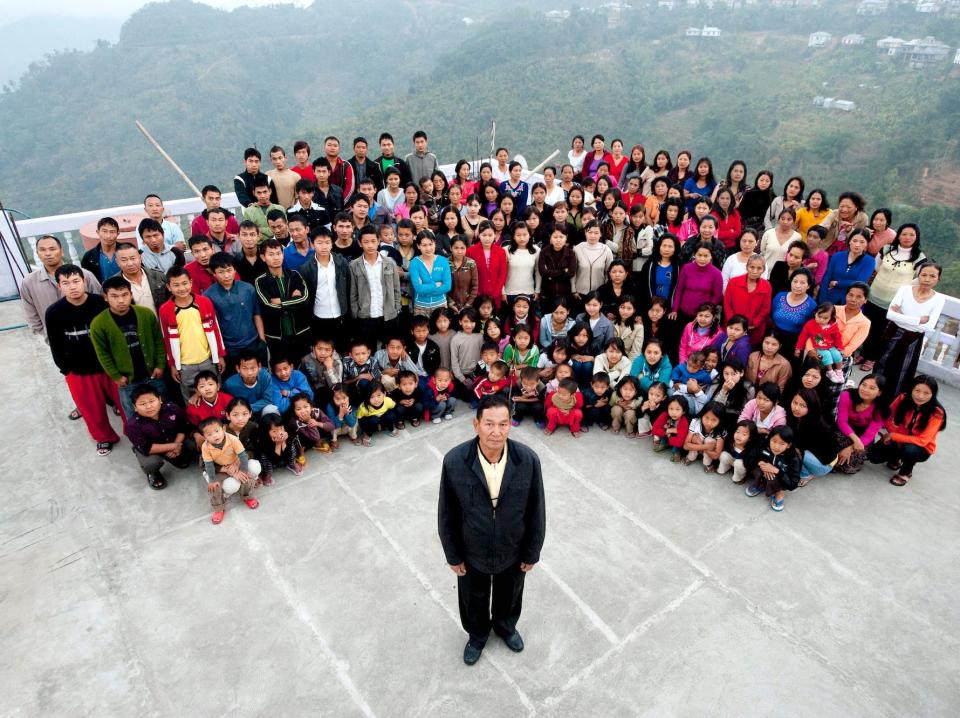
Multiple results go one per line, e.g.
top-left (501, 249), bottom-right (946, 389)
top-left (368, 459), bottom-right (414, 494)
top-left (842, 33), bottom-right (867, 45)
top-left (809, 31), bottom-right (832, 47)
top-left (857, 0), bottom-right (889, 13)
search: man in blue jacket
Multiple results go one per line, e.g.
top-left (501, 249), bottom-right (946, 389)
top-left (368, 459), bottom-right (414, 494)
top-left (438, 394), bottom-right (546, 665)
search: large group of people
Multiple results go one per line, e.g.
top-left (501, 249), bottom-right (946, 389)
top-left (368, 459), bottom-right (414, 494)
top-left (20, 130), bottom-right (949, 522)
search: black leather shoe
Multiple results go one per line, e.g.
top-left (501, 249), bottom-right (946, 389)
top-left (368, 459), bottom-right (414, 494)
top-left (147, 471), bottom-right (167, 490)
top-left (463, 641), bottom-right (483, 665)
top-left (503, 631), bottom-right (524, 653)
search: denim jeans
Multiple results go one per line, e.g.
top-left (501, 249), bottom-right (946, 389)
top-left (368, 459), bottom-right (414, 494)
top-left (801, 450), bottom-right (835, 479)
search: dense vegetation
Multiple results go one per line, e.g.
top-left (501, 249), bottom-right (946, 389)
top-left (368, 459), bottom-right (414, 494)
top-left (2, 0), bottom-right (958, 289)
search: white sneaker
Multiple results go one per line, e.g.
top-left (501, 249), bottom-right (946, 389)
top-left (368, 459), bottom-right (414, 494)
top-left (432, 417), bottom-right (442, 424)
top-left (444, 413), bottom-right (454, 421)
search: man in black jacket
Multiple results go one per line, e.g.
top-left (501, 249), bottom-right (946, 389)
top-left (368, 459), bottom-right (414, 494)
top-left (80, 216), bottom-right (121, 283)
top-left (348, 137), bottom-right (384, 193)
top-left (438, 394), bottom-right (546, 665)
top-left (253, 239), bottom-right (311, 361)
top-left (299, 228), bottom-right (351, 351)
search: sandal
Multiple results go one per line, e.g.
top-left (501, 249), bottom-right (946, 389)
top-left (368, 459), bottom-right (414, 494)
top-left (361, 436), bottom-right (372, 447)
top-left (395, 421), bottom-right (405, 430)
top-left (96, 441), bottom-right (113, 457)
top-left (68, 408), bottom-right (82, 421)
top-left (244, 498), bottom-right (259, 510)
top-left (410, 418), bottom-right (421, 428)
top-left (211, 510), bottom-right (225, 525)
top-left (890, 474), bottom-right (911, 486)
top-left (770, 497), bottom-right (784, 512)
top-left (860, 360), bottom-right (875, 372)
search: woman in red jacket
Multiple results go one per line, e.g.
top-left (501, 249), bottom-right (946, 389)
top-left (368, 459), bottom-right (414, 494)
top-left (723, 254), bottom-right (771, 347)
top-left (711, 187), bottom-right (743, 252)
top-left (465, 220), bottom-right (508, 309)
top-left (868, 374), bottom-right (946, 486)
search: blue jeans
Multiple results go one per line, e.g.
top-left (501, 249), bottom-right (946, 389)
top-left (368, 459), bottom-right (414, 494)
top-left (119, 377), bottom-right (167, 422)
top-left (570, 359), bottom-right (594, 386)
top-left (432, 398), bottom-right (456, 418)
top-left (801, 450), bottom-right (835, 479)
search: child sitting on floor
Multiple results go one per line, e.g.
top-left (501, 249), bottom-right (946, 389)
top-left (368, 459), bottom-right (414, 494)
top-left (225, 397), bottom-right (259, 461)
top-left (356, 381), bottom-right (397, 446)
top-left (637, 381), bottom-right (669, 438)
top-left (288, 392), bottom-right (335, 453)
top-left (670, 350), bottom-right (712, 414)
top-left (426, 367), bottom-right (457, 423)
top-left (325, 384), bottom-right (359, 449)
top-left (342, 340), bottom-right (381, 403)
top-left (390, 370), bottom-right (425, 429)
top-left (199, 416), bottom-right (259, 525)
top-left (258, 413), bottom-right (304, 485)
top-left (300, 336), bottom-right (343, 408)
top-left (718, 419), bottom-right (757, 484)
top-left (653, 395), bottom-right (691, 460)
top-left (374, 336), bottom-right (420, 392)
top-left (511, 366), bottom-right (546, 427)
top-left (186, 370), bottom-right (234, 449)
top-left (581, 372), bottom-right (613, 431)
top-left (610, 375), bottom-right (643, 437)
top-left (270, 356), bottom-right (313, 415)
top-left (682, 401), bottom-right (727, 471)
top-left (473, 360), bottom-right (511, 400)
top-left (545, 378), bottom-right (584, 437)
top-left (744, 425), bottom-right (802, 512)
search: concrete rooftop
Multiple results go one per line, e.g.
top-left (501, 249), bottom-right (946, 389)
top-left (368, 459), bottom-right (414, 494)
top-left (1, 298), bottom-right (958, 718)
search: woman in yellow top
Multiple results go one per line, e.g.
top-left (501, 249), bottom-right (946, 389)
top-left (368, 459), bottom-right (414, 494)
top-left (795, 189), bottom-right (830, 239)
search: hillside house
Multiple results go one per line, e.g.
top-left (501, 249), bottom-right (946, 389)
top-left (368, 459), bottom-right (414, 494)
top-left (814, 96), bottom-right (857, 111)
top-left (902, 36), bottom-right (951, 67)
top-left (857, 0), bottom-right (889, 13)
top-left (545, 9), bottom-right (570, 21)
top-left (809, 31), bottom-right (832, 47)
top-left (702, 26), bottom-right (722, 37)
top-left (686, 26), bottom-right (701, 36)
top-left (658, 0), bottom-right (676, 8)
top-left (842, 33), bottom-right (867, 45)
top-left (915, 0), bottom-right (941, 11)
top-left (876, 36), bottom-right (906, 56)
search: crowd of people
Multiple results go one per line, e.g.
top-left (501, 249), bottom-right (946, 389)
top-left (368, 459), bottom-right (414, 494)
top-left (20, 130), bottom-right (949, 522)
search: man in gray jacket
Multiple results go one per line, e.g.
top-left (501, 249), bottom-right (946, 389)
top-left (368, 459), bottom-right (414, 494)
top-left (439, 394), bottom-right (546, 665)
top-left (348, 225), bottom-right (401, 351)
top-left (404, 130), bottom-right (439, 185)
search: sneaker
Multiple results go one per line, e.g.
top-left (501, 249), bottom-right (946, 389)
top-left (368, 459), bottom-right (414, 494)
top-left (827, 369), bottom-right (844, 384)
top-left (432, 417), bottom-right (442, 424)
top-left (770, 497), bottom-right (784, 512)
top-left (745, 483), bottom-right (763, 497)
top-left (444, 413), bottom-right (454, 421)
top-left (211, 510), bottom-right (225, 525)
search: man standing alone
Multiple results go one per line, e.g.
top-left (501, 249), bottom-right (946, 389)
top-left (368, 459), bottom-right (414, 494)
top-left (438, 394), bottom-right (546, 665)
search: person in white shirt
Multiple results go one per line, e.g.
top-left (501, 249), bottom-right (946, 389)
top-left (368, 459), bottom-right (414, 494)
top-left (139, 194), bottom-right (185, 251)
top-left (876, 261), bottom-right (945, 403)
top-left (542, 166), bottom-right (566, 205)
top-left (300, 228), bottom-right (350, 350)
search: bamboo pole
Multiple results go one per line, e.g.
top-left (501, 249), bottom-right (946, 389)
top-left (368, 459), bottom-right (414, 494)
top-left (135, 120), bottom-right (203, 197)
top-left (523, 150), bottom-right (561, 180)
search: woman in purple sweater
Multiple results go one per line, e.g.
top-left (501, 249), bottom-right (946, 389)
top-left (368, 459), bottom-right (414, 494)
top-left (671, 242), bottom-right (723, 326)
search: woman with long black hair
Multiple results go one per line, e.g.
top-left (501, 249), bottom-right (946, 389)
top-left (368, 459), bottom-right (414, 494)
top-left (869, 374), bottom-right (947, 486)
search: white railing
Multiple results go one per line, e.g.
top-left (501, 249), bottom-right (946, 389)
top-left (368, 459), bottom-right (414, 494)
top-left (12, 193), bottom-right (244, 266)
top-left (918, 293), bottom-right (960, 386)
top-left (8, 189), bottom-right (959, 387)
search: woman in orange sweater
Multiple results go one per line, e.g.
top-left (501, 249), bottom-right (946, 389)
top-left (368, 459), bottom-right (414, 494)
top-left (869, 374), bottom-right (946, 486)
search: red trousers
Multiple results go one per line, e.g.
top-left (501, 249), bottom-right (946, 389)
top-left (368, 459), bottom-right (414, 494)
top-left (546, 406), bottom-right (582, 433)
top-left (65, 372), bottom-right (122, 444)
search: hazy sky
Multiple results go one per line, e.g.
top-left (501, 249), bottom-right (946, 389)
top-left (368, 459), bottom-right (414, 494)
top-left (4, 0), bottom-right (305, 23)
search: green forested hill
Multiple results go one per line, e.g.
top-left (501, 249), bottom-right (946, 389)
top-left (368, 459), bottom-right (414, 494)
top-left (2, 0), bottom-right (959, 287)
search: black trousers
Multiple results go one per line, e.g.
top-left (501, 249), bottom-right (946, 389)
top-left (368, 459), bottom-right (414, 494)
top-left (457, 562), bottom-right (525, 646)
top-left (868, 440), bottom-right (931, 476)
top-left (353, 317), bottom-right (400, 352)
top-left (311, 316), bottom-right (348, 354)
